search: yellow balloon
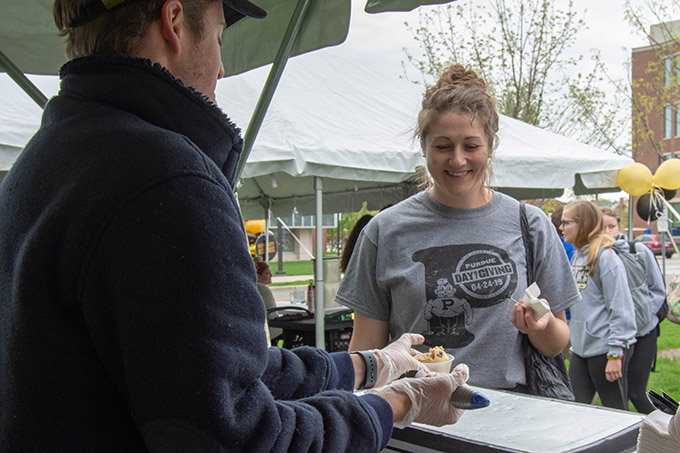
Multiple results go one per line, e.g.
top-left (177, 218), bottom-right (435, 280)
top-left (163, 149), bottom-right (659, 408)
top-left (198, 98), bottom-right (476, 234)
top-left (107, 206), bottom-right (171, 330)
top-left (653, 158), bottom-right (680, 190)
top-left (616, 163), bottom-right (653, 196)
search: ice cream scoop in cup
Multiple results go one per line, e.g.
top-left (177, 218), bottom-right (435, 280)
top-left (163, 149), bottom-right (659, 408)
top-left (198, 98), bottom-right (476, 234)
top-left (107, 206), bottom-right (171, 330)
top-left (415, 348), bottom-right (454, 373)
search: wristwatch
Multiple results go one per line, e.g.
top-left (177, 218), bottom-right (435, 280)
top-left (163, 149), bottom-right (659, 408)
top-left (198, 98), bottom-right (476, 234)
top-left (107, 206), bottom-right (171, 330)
top-left (352, 351), bottom-right (377, 389)
top-left (606, 348), bottom-right (624, 360)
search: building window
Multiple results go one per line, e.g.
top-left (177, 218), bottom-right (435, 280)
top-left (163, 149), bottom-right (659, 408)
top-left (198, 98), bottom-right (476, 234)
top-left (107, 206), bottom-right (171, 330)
top-left (665, 105), bottom-right (673, 138)
top-left (665, 57), bottom-right (672, 87)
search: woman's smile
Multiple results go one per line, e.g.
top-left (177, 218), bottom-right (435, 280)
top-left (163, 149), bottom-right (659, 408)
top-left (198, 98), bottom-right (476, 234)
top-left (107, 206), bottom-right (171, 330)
top-left (425, 112), bottom-right (490, 209)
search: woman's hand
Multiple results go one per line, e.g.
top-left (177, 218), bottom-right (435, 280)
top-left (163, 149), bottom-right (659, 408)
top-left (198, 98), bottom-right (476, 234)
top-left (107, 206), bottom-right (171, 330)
top-left (605, 358), bottom-right (623, 382)
top-left (511, 299), bottom-right (552, 334)
top-left (511, 300), bottom-right (570, 357)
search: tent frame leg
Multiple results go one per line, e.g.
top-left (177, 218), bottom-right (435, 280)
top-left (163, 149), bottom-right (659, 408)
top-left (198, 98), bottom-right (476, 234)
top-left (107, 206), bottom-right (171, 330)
top-left (0, 49), bottom-right (48, 109)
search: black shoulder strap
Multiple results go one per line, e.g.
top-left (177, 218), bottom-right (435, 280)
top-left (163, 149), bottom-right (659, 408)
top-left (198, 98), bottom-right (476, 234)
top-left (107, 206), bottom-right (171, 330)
top-left (519, 203), bottom-right (536, 283)
top-left (628, 241), bottom-right (636, 254)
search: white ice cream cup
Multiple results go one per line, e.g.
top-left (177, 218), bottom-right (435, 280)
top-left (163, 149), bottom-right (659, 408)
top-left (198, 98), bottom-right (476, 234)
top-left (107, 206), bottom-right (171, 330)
top-left (416, 352), bottom-right (454, 373)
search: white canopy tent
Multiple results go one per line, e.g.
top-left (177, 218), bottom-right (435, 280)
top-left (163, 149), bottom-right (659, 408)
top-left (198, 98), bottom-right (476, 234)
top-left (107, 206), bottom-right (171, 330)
top-left (214, 50), bottom-right (633, 218)
top-left (0, 50), bottom-right (633, 349)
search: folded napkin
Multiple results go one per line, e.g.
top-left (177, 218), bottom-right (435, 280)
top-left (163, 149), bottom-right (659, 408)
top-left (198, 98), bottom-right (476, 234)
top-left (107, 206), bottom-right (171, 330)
top-left (522, 282), bottom-right (550, 321)
top-left (637, 410), bottom-right (680, 453)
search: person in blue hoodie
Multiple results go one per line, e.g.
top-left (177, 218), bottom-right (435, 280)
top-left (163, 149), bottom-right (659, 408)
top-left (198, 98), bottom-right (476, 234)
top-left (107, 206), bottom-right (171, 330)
top-left (561, 201), bottom-right (637, 410)
top-left (0, 1), bottom-right (468, 451)
top-left (601, 207), bottom-right (667, 413)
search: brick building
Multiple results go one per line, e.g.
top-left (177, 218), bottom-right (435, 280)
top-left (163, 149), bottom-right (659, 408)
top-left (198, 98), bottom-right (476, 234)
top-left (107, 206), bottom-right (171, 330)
top-left (631, 20), bottom-right (680, 235)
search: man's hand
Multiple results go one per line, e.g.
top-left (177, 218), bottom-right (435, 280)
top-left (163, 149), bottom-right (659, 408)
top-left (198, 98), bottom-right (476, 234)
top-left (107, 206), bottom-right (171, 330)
top-left (379, 364), bottom-right (470, 428)
top-left (372, 333), bottom-right (429, 387)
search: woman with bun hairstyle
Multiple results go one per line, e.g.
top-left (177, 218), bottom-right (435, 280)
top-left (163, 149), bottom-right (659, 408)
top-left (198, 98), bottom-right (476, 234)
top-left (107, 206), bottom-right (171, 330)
top-left (561, 201), bottom-right (637, 409)
top-left (335, 63), bottom-right (580, 391)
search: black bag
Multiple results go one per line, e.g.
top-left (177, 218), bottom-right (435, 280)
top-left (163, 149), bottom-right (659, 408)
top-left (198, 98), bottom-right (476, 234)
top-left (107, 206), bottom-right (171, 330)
top-left (657, 300), bottom-right (669, 324)
top-left (519, 203), bottom-right (575, 401)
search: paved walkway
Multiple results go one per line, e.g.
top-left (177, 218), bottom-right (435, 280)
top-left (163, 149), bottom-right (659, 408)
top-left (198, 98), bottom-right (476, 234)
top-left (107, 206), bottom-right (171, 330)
top-left (271, 274), bottom-right (314, 283)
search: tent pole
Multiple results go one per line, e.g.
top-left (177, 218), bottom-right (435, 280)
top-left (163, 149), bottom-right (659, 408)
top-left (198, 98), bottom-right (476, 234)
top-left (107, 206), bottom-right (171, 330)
top-left (0, 49), bottom-right (48, 109)
top-left (315, 177), bottom-right (325, 349)
top-left (233, 0), bottom-right (312, 186)
top-left (264, 203), bottom-right (270, 264)
top-left (628, 195), bottom-right (634, 241)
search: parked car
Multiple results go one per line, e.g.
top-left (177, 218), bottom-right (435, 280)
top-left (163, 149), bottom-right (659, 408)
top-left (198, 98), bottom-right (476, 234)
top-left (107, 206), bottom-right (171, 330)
top-left (634, 234), bottom-right (675, 258)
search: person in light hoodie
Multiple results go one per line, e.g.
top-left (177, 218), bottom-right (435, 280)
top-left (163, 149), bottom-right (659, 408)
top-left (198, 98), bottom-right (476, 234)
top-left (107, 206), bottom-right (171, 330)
top-left (601, 207), bottom-right (666, 414)
top-left (561, 201), bottom-right (637, 410)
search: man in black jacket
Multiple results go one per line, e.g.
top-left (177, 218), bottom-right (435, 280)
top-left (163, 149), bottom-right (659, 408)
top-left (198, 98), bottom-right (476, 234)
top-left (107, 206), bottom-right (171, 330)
top-left (0, 0), bottom-right (468, 450)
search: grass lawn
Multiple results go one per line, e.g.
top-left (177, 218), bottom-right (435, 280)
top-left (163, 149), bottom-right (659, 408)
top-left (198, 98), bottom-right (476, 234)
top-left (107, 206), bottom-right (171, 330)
top-left (566, 320), bottom-right (680, 411)
top-left (648, 320), bottom-right (680, 401)
top-left (269, 260), bottom-right (313, 276)
top-left (269, 257), bottom-right (337, 287)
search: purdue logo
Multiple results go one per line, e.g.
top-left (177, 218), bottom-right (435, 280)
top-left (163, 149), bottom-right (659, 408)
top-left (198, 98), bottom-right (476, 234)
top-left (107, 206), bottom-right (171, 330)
top-left (453, 249), bottom-right (514, 300)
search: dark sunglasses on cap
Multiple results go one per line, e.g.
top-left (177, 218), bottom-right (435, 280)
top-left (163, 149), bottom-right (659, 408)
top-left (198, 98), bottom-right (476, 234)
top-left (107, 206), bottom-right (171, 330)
top-left (68, 0), bottom-right (266, 28)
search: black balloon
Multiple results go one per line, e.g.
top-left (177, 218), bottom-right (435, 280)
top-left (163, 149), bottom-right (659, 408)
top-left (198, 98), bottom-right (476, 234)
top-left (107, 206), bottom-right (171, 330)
top-left (662, 188), bottom-right (677, 200)
top-left (636, 193), bottom-right (664, 221)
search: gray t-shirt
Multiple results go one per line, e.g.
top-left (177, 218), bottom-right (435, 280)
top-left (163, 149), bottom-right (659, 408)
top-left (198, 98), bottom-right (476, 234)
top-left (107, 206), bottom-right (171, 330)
top-left (336, 190), bottom-right (580, 389)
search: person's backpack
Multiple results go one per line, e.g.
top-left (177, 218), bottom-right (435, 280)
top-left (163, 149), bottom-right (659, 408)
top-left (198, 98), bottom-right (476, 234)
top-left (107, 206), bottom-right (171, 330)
top-left (612, 242), bottom-right (653, 336)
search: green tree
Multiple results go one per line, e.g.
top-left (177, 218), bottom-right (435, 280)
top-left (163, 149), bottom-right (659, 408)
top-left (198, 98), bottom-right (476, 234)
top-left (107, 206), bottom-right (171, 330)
top-left (403, 0), bottom-right (627, 151)
top-left (331, 202), bottom-right (376, 253)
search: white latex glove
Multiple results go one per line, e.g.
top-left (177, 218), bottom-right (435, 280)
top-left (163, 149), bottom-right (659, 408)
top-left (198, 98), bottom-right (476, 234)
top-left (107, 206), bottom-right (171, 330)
top-left (372, 333), bottom-right (430, 387)
top-left (388, 363), bottom-right (469, 428)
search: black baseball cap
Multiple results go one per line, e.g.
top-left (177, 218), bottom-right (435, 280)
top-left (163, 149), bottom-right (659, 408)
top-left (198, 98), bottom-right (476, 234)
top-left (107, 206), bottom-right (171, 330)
top-left (68, 0), bottom-right (267, 28)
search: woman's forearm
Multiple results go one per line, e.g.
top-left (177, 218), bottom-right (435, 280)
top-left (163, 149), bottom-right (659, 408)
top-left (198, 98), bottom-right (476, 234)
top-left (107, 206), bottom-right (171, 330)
top-left (528, 311), bottom-right (570, 357)
top-left (348, 312), bottom-right (390, 351)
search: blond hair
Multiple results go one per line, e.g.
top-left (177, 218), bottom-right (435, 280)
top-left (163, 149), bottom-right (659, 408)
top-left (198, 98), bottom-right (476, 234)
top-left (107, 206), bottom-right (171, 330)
top-left (416, 63), bottom-right (499, 188)
top-left (565, 201), bottom-right (615, 276)
top-left (53, 0), bottom-right (216, 59)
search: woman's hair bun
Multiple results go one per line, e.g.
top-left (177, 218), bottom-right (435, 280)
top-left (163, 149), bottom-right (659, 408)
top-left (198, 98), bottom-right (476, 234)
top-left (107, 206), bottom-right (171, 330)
top-left (425, 63), bottom-right (490, 103)
top-left (437, 63), bottom-right (488, 92)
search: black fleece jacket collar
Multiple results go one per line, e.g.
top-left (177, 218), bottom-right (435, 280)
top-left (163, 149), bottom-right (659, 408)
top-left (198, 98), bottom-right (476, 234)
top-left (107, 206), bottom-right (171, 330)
top-left (58, 55), bottom-right (244, 186)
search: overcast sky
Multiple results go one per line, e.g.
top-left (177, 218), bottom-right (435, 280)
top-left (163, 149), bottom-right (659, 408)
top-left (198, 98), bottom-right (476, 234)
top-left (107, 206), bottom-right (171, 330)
top-left (334, 0), bottom-right (660, 91)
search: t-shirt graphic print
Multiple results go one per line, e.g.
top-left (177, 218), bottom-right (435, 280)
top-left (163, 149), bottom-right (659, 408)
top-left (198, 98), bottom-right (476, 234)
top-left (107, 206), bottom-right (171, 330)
top-left (412, 243), bottom-right (518, 348)
top-left (572, 265), bottom-right (590, 291)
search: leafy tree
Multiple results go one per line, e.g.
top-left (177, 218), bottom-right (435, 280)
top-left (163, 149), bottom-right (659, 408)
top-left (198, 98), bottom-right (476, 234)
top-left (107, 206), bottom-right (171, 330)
top-left (330, 202), bottom-right (376, 253)
top-left (402, 0), bottom-right (627, 151)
